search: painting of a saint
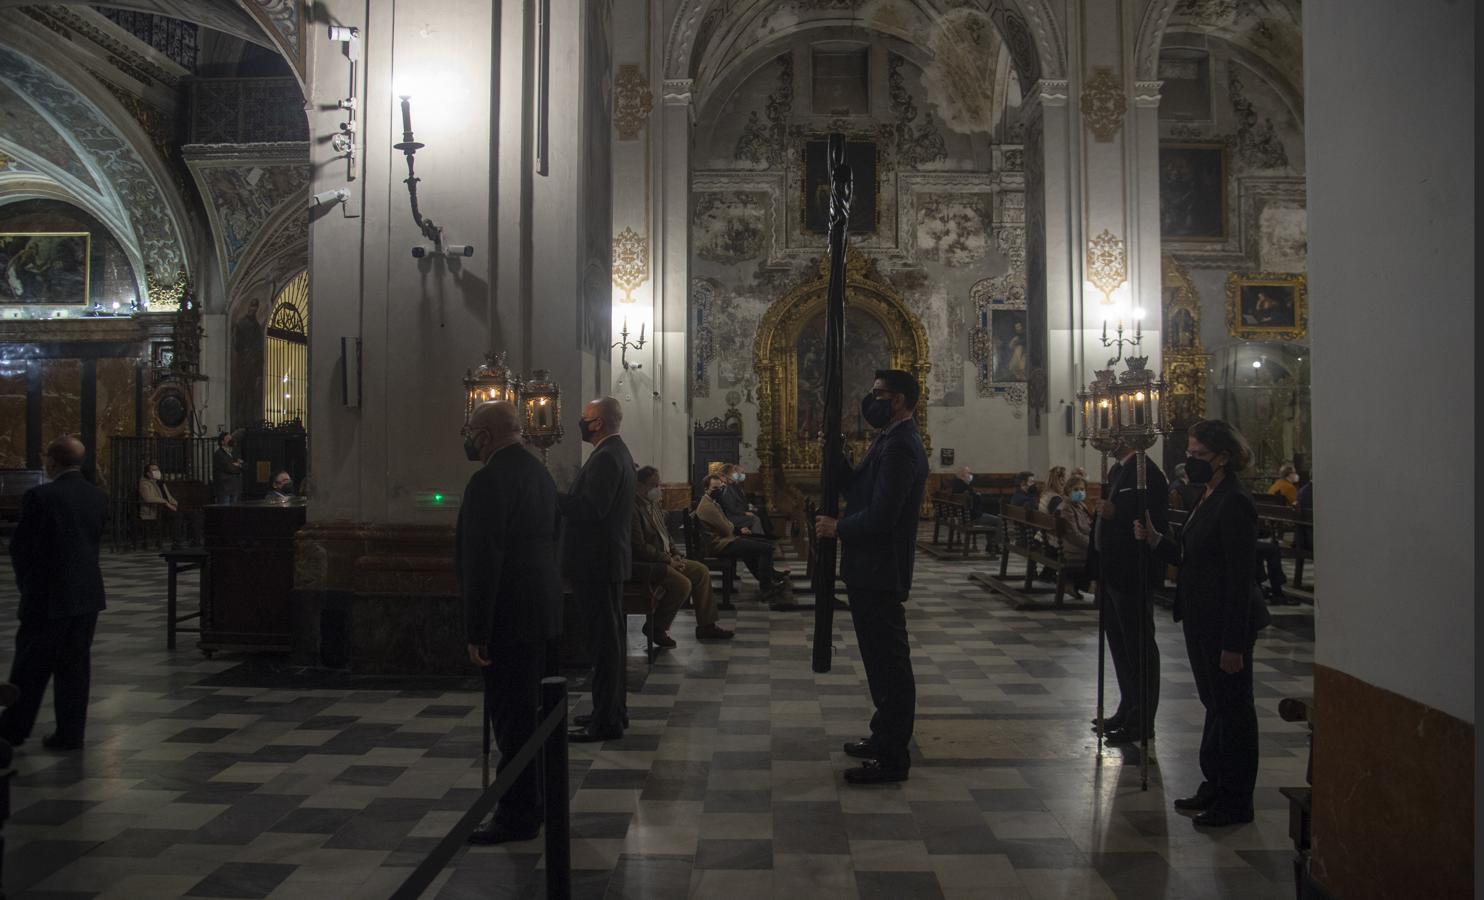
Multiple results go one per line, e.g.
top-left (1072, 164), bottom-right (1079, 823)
top-left (1159, 143), bottom-right (1226, 241)
top-left (1226, 273), bottom-right (1307, 341)
top-left (795, 306), bottom-right (892, 440)
top-left (990, 310), bottom-right (1028, 383)
top-left (802, 139), bottom-right (878, 235)
top-left (1165, 305), bottom-right (1198, 350)
top-left (0, 233), bottom-right (89, 304)
top-left (1240, 285), bottom-right (1296, 328)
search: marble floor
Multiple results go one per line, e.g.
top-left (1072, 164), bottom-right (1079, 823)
top-left (0, 533), bottom-right (1315, 899)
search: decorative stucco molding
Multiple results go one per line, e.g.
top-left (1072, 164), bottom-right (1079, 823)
top-left (614, 64), bottom-right (654, 140)
top-left (1080, 67), bottom-right (1126, 141)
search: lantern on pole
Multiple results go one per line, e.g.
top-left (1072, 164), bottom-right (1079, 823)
top-left (462, 352), bottom-right (521, 433)
top-left (520, 369), bottom-right (564, 461)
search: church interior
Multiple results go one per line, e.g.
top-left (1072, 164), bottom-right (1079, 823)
top-left (0, 0), bottom-right (1473, 897)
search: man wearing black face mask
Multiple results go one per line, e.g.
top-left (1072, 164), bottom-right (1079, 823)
top-left (558, 397), bottom-right (636, 742)
top-left (1089, 437), bottom-right (1170, 745)
top-left (814, 369), bottom-right (929, 785)
top-left (455, 401), bottom-right (563, 844)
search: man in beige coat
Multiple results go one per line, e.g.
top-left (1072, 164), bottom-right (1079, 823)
top-left (632, 467), bottom-right (733, 645)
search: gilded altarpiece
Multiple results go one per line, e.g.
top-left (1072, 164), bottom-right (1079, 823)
top-left (751, 249), bottom-right (930, 522)
top-left (1161, 255), bottom-right (1210, 470)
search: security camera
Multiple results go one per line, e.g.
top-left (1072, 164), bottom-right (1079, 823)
top-left (411, 246), bottom-right (427, 258)
top-left (444, 244), bottom-right (474, 258)
top-left (310, 188), bottom-right (349, 209)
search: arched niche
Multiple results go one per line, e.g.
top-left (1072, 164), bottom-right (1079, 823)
top-left (751, 248), bottom-right (930, 517)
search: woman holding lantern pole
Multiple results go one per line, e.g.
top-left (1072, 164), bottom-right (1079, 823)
top-left (1133, 419), bottom-right (1272, 828)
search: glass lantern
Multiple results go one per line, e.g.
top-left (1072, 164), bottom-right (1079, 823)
top-left (1111, 356), bottom-right (1166, 452)
top-left (1079, 368), bottom-right (1120, 455)
top-left (520, 369), bottom-right (564, 453)
top-left (462, 351), bottom-right (521, 432)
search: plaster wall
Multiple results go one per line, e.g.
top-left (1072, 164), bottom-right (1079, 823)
top-left (1305, 0), bottom-right (1473, 723)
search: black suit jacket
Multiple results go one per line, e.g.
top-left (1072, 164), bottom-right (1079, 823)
top-left (1093, 454), bottom-right (1170, 590)
top-left (455, 444), bottom-right (563, 646)
top-left (9, 471), bottom-right (108, 622)
top-left (718, 483), bottom-right (753, 527)
top-left (945, 476), bottom-right (982, 517)
top-left (559, 435), bottom-right (636, 583)
top-left (833, 418), bottom-right (929, 593)
top-left (1153, 475), bottom-right (1271, 652)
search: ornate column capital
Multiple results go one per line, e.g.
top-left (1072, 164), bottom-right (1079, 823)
top-left (661, 78), bottom-right (694, 106)
top-left (1133, 80), bottom-right (1163, 108)
top-left (1025, 78), bottom-right (1070, 111)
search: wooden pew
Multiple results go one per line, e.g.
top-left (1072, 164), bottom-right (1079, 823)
top-left (918, 492), bottom-right (999, 561)
top-left (682, 511), bottom-right (737, 610)
top-left (968, 504), bottom-right (1094, 611)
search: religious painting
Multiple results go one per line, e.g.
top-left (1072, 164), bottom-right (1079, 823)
top-left (794, 306), bottom-right (891, 441)
top-left (1164, 302), bottom-right (1199, 351)
top-left (989, 308), bottom-right (1029, 383)
top-left (0, 233), bottom-right (89, 304)
top-left (1226, 272), bottom-right (1308, 342)
top-left (802, 139), bottom-right (878, 235)
top-left (1159, 143), bottom-right (1227, 242)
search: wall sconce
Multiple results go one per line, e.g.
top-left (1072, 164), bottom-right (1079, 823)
top-left (462, 351), bottom-right (520, 432)
top-left (520, 369), bottom-right (564, 461)
top-left (394, 95), bottom-right (474, 259)
top-left (613, 317), bottom-right (646, 371)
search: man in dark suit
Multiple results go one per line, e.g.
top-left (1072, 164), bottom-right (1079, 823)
top-left (559, 397), bottom-right (636, 742)
top-left (1091, 438), bottom-right (1170, 744)
top-left (456, 402), bottom-right (563, 845)
top-left (0, 436), bottom-right (108, 751)
top-left (816, 369), bottom-right (929, 785)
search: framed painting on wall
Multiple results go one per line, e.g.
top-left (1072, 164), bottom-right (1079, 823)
top-left (1226, 272), bottom-right (1308, 342)
top-left (0, 232), bottom-right (90, 304)
top-left (989, 308), bottom-right (1029, 383)
top-left (1159, 143), bottom-right (1227, 242)
top-left (802, 139), bottom-right (878, 235)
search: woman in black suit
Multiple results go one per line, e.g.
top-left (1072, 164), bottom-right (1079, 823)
top-left (1134, 419), bottom-right (1271, 828)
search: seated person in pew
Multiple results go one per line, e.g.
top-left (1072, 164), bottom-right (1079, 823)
top-left (946, 465), bottom-right (994, 523)
top-left (714, 463), bottom-right (776, 539)
top-left (138, 461), bottom-right (184, 549)
top-left (1266, 463), bottom-right (1300, 506)
top-left (1055, 474), bottom-right (1094, 598)
top-left (1008, 471), bottom-right (1038, 510)
top-left (1038, 466), bottom-right (1068, 515)
top-left (696, 474), bottom-right (792, 607)
top-left (632, 466), bottom-right (733, 646)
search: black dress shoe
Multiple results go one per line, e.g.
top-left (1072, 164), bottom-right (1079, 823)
top-left (1192, 806), bottom-right (1254, 828)
top-left (1173, 783), bottom-right (1219, 811)
top-left (573, 713), bottom-right (628, 729)
top-left (568, 728), bottom-right (623, 743)
top-left (640, 624), bottom-right (677, 649)
top-left (1102, 727), bottom-right (1153, 745)
top-left (1090, 715), bottom-right (1126, 731)
top-left (844, 760), bottom-right (909, 785)
top-left (466, 821), bottom-right (541, 845)
top-left (42, 734), bottom-right (83, 752)
top-left (842, 739), bottom-right (876, 760)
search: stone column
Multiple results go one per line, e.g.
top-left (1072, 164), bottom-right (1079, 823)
top-left (652, 76), bottom-right (693, 491)
top-left (297, 0), bottom-right (608, 674)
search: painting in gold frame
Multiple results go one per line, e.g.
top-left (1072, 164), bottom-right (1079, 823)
top-left (0, 232), bottom-right (90, 305)
top-left (801, 139), bottom-right (879, 235)
top-left (1226, 272), bottom-right (1307, 342)
top-left (1159, 142), bottom-right (1227, 242)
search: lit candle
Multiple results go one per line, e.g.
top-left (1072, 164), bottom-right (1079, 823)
top-left (638, 321), bottom-right (644, 343)
top-left (621, 317), bottom-right (628, 337)
top-left (400, 96), bottom-right (413, 136)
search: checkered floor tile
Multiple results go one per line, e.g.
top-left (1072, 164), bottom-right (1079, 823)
top-left (0, 530), bottom-right (1313, 898)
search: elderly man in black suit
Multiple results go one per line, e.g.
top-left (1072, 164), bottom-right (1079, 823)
top-left (456, 401), bottom-right (564, 845)
top-left (815, 369), bottom-right (930, 785)
top-left (1091, 437), bottom-right (1170, 745)
top-left (0, 435), bottom-right (109, 752)
top-left (560, 397), bottom-right (636, 743)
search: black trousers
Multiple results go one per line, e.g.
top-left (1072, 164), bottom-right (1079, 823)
top-left (1103, 582), bottom-right (1159, 729)
top-left (0, 613), bottom-right (99, 743)
top-left (485, 642), bottom-right (546, 830)
top-left (575, 581), bottom-right (626, 734)
top-left (1183, 624), bottom-right (1258, 810)
top-left (846, 588), bottom-right (915, 769)
top-left (1255, 541), bottom-right (1286, 590)
top-left (720, 537), bottom-right (779, 588)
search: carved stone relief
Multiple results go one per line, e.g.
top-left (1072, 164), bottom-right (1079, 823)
top-left (1228, 69), bottom-right (1289, 170)
top-left (1080, 67), bottom-right (1126, 142)
top-left (613, 64), bottom-right (654, 140)
top-left (611, 227), bottom-right (649, 301)
top-left (733, 55), bottom-right (793, 168)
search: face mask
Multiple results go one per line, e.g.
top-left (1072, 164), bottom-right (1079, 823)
top-left (463, 434), bottom-right (482, 461)
top-left (1070, 489), bottom-right (1087, 503)
top-left (1287, 473), bottom-right (1299, 483)
top-left (732, 472), bottom-right (744, 482)
top-left (1185, 456), bottom-right (1215, 484)
top-left (646, 487), bottom-right (662, 503)
top-left (578, 417), bottom-right (596, 443)
top-left (274, 482), bottom-right (290, 493)
top-left (860, 393), bottom-right (893, 429)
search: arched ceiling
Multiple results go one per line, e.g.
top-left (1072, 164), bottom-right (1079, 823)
top-left (0, 40), bottom-right (190, 288)
top-left (0, 0), bottom-right (273, 47)
top-left (668, 0), bottom-right (1064, 101)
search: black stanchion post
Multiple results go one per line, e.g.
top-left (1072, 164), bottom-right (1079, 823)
top-left (481, 688), bottom-right (492, 790)
top-left (541, 676), bottom-right (570, 900)
top-left (1096, 451), bottom-right (1109, 757)
top-left (1136, 451), bottom-right (1150, 791)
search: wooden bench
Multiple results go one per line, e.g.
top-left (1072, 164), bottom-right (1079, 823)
top-left (621, 581), bottom-right (663, 663)
top-left (682, 511), bottom-right (737, 610)
top-left (919, 492), bottom-right (1000, 560)
top-left (968, 504), bottom-right (1094, 611)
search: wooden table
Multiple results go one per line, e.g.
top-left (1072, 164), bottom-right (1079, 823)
top-left (161, 548), bottom-right (206, 650)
